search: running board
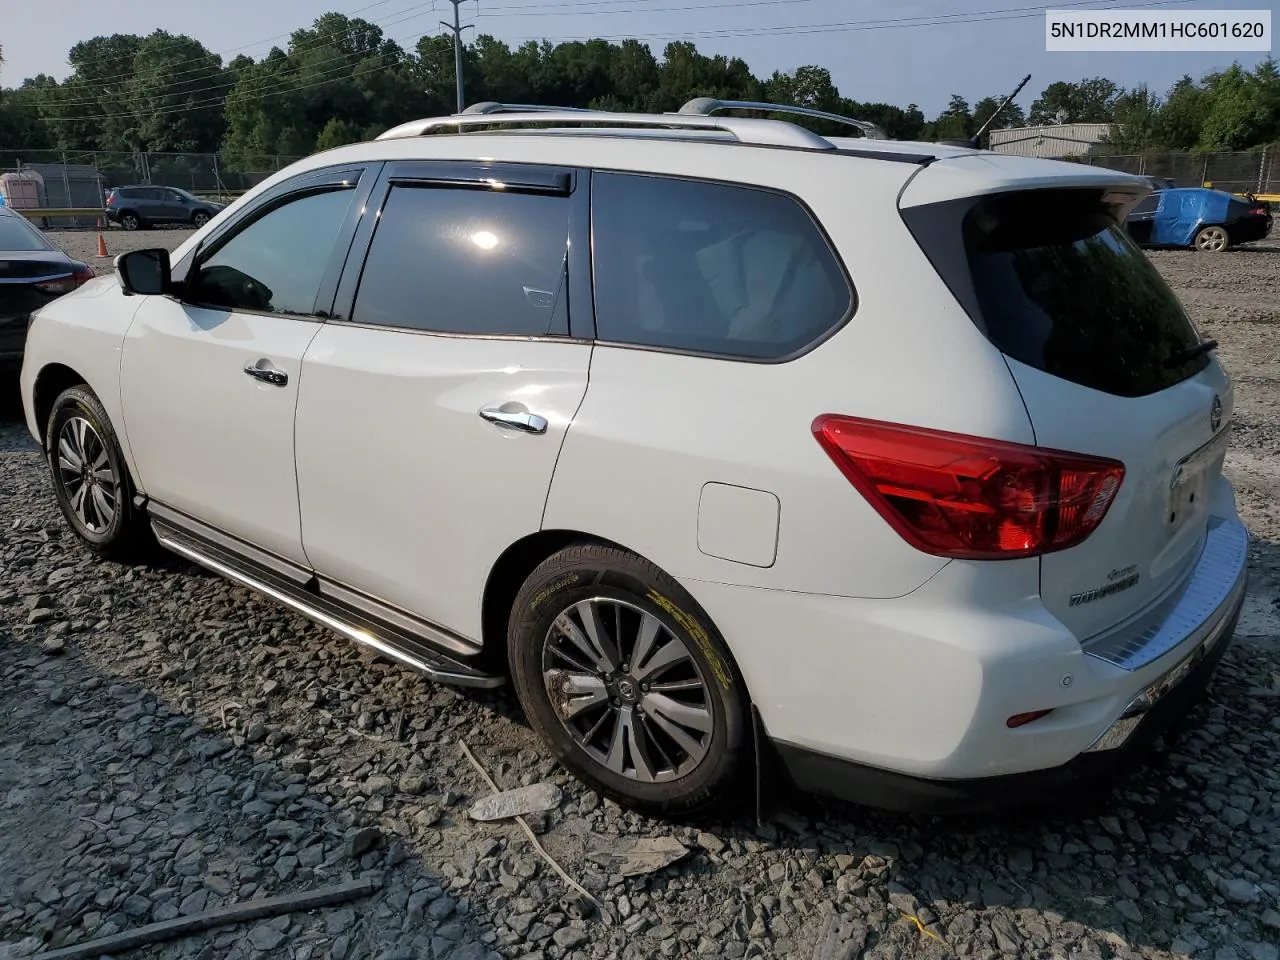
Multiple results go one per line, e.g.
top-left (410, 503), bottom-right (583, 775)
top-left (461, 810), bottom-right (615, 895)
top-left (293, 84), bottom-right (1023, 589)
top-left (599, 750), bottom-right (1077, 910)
top-left (151, 521), bottom-right (504, 690)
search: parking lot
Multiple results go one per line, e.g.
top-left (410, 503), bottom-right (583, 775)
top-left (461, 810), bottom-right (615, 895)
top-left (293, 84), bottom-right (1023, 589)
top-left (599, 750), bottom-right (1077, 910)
top-left (1, 231), bottom-right (1278, 960)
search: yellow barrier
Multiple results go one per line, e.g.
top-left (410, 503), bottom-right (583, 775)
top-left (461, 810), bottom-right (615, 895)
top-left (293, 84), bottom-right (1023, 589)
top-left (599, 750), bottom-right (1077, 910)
top-left (12, 207), bottom-right (107, 220)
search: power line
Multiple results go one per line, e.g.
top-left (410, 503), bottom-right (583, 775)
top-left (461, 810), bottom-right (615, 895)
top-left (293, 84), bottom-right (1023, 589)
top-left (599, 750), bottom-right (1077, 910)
top-left (67, 0), bottom-right (410, 73)
top-left (50, 2), bottom-right (440, 104)
top-left (44, 33), bottom-right (457, 123)
top-left (37, 0), bottom-right (1209, 123)
top-left (497, 0), bottom-right (1206, 41)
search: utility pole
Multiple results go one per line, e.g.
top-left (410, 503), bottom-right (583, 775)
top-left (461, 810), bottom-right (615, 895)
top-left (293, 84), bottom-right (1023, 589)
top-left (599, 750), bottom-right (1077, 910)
top-left (440, 1), bottom-right (475, 114)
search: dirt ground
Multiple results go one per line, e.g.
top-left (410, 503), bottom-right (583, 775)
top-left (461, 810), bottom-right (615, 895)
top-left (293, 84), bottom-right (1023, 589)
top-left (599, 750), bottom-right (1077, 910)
top-left (0, 231), bottom-right (1278, 960)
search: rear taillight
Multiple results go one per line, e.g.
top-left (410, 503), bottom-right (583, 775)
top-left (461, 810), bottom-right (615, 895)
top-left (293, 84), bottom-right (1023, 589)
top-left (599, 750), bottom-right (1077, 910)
top-left (812, 416), bottom-right (1125, 560)
top-left (33, 263), bottom-right (94, 296)
top-left (106, 192), bottom-right (116, 207)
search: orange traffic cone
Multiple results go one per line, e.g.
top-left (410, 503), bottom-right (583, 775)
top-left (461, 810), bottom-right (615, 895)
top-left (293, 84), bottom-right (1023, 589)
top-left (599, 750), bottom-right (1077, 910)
top-left (96, 232), bottom-right (109, 258)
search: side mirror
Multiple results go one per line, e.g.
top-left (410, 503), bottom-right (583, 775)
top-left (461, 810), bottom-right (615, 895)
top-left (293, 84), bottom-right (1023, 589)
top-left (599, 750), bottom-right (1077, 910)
top-left (115, 248), bottom-right (172, 296)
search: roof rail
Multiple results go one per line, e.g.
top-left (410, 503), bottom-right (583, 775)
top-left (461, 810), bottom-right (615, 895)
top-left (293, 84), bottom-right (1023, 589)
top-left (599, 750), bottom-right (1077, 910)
top-left (460, 101), bottom-right (598, 115)
top-left (376, 109), bottom-right (837, 151)
top-left (677, 98), bottom-right (889, 140)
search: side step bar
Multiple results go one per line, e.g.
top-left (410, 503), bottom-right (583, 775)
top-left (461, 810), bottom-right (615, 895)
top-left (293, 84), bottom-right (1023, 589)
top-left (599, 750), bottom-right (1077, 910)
top-left (151, 519), bottom-right (504, 690)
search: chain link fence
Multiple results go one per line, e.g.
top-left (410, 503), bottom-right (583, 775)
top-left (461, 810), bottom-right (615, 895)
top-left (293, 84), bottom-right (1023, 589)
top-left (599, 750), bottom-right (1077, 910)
top-left (4, 144), bottom-right (1278, 228)
top-left (1077, 145), bottom-right (1278, 198)
top-left (0, 150), bottom-right (304, 227)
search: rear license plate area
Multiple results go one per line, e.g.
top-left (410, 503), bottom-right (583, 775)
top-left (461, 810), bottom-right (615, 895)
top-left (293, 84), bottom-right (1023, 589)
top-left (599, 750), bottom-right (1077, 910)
top-left (1168, 431), bottom-right (1228, 533)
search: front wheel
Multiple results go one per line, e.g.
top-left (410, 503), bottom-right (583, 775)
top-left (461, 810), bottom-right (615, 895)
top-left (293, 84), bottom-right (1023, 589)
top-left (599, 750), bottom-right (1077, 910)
top-left (508, 544), bottom-right (749, 817)
top-left (46, 385), bottom-right (151, 560)
top-left (192, 211), bottom-right (210, 228)
top-left (1195, 225), bottom-right (1230, 252)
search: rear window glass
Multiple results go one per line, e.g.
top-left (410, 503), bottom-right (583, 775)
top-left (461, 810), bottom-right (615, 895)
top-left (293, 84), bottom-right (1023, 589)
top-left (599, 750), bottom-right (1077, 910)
top-left (905, 188), bottom-right (1209, 398)
top-left (0, 215), bottom-right (51, 251)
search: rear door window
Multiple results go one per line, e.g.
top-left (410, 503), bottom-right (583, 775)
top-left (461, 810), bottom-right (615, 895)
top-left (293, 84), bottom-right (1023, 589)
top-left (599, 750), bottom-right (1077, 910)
top-left (591, 173), bottom-right (853, 360)
top-left (904, 188), bottom-right (1209, 398)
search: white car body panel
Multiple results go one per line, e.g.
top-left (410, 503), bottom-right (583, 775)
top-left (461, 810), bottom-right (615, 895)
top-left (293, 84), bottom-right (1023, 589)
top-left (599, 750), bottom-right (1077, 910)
top-left (19, 277), bottom-right (147, 482)
top-left (294, 325), bottom-right (591, 641)
top-left (119, 297), bottom-right (322, 564)
top-left (1007, 357), bottom-right (1234, 640)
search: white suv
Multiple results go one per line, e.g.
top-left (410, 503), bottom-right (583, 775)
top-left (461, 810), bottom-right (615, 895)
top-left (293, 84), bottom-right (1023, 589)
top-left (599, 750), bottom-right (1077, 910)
top-left (20, 100), bottom-right (1248, 816)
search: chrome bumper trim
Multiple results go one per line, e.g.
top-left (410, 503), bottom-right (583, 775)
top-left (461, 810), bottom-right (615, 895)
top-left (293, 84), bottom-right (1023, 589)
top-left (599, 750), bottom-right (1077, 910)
top-left (1083, 559), bottom-right (1246, 753)
top-left (1083, 516), bottom-right (1249, 672)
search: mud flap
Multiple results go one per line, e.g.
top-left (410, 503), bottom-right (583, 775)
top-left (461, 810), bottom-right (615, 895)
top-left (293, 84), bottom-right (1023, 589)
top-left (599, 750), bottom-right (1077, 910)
top-left (752, 703), bottom-right (784, 825)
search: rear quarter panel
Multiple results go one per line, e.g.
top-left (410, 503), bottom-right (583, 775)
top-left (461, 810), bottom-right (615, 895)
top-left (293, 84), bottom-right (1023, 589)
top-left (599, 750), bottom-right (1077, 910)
top-left (544, 152), bottom-right (1037, 599)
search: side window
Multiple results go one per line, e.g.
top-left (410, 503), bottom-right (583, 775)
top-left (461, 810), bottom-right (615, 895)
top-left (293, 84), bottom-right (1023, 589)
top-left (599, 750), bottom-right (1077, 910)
top-left (1131, 194), bottom-right (1161, 216)
top-left (186, 187), bottom-right (355, 316)
top-left (351, 184), bottom-right (569, 336)
top-left (592, 173), bottom-right (853, 360)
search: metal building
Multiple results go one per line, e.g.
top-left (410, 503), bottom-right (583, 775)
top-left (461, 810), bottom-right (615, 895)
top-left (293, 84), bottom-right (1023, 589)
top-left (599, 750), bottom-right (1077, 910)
top-left (988, 123), bottom-right (1114, 159)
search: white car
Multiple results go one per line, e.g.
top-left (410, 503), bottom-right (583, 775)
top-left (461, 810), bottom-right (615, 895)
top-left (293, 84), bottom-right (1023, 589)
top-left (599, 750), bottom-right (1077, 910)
top-left (20, 100), bottom-right (1248, 817)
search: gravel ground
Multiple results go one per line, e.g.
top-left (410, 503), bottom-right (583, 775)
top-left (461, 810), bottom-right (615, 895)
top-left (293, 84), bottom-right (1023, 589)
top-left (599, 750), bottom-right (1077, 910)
top-left (1, 232), bottom-right (1279, 960)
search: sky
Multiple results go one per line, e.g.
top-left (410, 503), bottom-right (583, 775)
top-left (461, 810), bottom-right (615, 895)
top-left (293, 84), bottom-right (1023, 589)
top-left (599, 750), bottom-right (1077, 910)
top-left (3, 0), bottom-right (1277, 116)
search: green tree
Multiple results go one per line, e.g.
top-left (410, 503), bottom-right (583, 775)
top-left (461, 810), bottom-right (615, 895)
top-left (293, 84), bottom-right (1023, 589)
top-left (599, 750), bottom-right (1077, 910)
top-left (1198, 61), bottom-right (1279, 150)
top-left (315, 117), bottom-right (363, 150)
top-left (1104, 86), bottom-right (1162, 153)
top-left (1028, 78), bottom-right (1119, 124)
top-left (924, 94), bottom-right (973, 141)
top-left (971, 95), bottom-right (1026, 146)
top-left (128, 32), bottom-right (227, 153)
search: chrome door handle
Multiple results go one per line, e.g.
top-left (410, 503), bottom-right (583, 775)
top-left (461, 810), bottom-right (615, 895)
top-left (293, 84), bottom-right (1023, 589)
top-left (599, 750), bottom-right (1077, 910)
top-left (244, 360), bottom-right (288, 386)
top-left (479, 406), bottom-right (548, 435)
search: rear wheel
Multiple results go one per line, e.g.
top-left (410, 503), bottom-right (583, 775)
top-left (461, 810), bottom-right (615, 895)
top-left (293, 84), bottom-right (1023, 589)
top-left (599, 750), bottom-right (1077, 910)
top-left (120, 212), bottom-right (141, 231)
top-left (508, 544), bottom-right (749, 817)
top-left (46, 385), bottom-right (150, 560)
top-left (1194, 225), bottom-right (1230, 252)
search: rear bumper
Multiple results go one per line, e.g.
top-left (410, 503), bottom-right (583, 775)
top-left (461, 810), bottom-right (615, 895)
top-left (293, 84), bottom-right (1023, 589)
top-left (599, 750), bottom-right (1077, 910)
top-left (1230, 215), bottom-right (1272, 244)
top-left (773, 583), bottom-right (1233, 814)
top-left (773, 576), bottom-right (1243, 813)
top-left (768, 519), bottom-right (1249, 814)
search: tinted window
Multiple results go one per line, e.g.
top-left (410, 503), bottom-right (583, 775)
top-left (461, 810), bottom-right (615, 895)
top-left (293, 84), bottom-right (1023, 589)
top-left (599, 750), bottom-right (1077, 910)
top-left (1129, 194), bottom-right (1160, 216)
top-left (591, 173), bottom-right (852, 360)
top-left (0, 215), bottom-right (53, 252)
top-left (352, 185), bottom-right (569, 336)
top-left (905, 188), bottom-right (1207, 398)
top-left (187, 187), bottom-right (354, 316)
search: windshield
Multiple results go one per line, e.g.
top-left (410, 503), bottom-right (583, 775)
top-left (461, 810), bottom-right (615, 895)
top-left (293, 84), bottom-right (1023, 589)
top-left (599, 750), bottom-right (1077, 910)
top-left (903, 188), bottom-right (1209, 398)
top-left (0, 215), bottom-right (53, 252)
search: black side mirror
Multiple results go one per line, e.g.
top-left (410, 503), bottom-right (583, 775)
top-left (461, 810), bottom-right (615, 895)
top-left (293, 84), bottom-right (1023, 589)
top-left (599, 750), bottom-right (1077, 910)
top-left (115, 248), bottom-right (172, 296)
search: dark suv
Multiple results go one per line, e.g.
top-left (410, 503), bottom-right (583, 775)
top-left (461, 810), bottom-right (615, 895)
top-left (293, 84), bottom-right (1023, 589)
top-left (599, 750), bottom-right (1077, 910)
top-left (105, 186), bottom-right (225, 231)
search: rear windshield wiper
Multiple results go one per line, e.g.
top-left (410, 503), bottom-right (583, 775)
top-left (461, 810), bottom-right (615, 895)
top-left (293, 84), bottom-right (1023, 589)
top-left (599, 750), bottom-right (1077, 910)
top-left (1165, 339), bottom-right (1218, 368)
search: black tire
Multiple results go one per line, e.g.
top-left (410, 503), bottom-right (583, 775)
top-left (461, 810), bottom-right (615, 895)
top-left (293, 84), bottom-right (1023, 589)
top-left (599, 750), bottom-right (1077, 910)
top-left (120, 212), bottom-right (141, 231)
top-left (508, 543), bottom-right (749, 817)
top-left (192, 211), bottom-right (210, 228)
top-left (1194, 224), bottom-right (1230, 252)
top-left (45, 385), bottom-right (151, 560)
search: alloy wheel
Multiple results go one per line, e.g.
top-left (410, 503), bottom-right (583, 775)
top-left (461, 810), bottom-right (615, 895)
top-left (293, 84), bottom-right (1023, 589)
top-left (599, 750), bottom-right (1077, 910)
top-left (56, 416), bottom-right (118, 533)
top-left (1196, 226), bottom-right (1228, 252)
top-left (541, 597), bottom-right (714, 783)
